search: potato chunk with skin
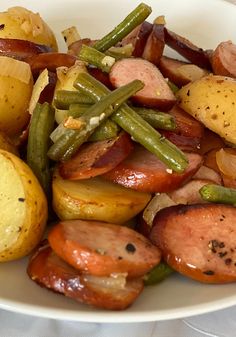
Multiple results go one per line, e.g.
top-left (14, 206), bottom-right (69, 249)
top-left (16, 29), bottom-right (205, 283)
top-left (0, 150), bottom-right (48, 262)
top-left (0, 6), bottom-right (58, 51)
top-left (177, 75), bottom-right (236, 144)
top-left (52, 171), bottom-right (151, 224)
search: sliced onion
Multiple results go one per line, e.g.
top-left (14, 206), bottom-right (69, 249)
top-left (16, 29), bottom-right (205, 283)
top-left (143, 193), bottom-right (176, 227)
top-left (216, 148), bottom-right (236, 179)
top-left (177, 64), bottom-right (208, 82)
top-left (28, 68), bottom-right (49, 114)
top-left (0, 55), bottom-right (31, 84)
top-left (84, 273), bottom-right (127, 290)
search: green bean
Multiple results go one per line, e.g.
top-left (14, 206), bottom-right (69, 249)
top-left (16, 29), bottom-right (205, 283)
top-left (106, 44), bottom-right (134, 60)
top-left (54, 90), bottom-right (94, 109)
top-left (74, 73), bottom-right (188, 173)
top-left (79, 44), bottom-right (115, 73)
top-left (89, 119), bottom-right (120, 141)
top-left (167, 80), bottom-right (179, 94)
top-left (144, 262), bottom-right (174, 286)
top-left (27, 102), bottom-right (55, 194)
top-left (48, 79), bottom-right (144, 161)
top-left (69, 103), bottom-right (91, 117)
top-left (199, 184), bottom-right (236, 206)
top-left (69, 103), bottom-right (120, 141)
top-left (93, 3), bottom-right (152, 52)
top-left (132, 107), bottom-right (176, 130)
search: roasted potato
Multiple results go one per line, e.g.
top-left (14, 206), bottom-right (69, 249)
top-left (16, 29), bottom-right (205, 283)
top-left (0, 6), bottom-right (58, 51)
top-left (0, 150), bottom-right (48, 262)
top-left (52, 171), bottom-right (151, 224)
top-left (177, 75), bottom-right (236, 144)
top-left (0, 56), bottom-right (33, 137)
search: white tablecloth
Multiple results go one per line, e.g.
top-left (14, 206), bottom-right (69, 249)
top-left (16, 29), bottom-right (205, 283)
top-left (1, 0), bottom-right (236, 336)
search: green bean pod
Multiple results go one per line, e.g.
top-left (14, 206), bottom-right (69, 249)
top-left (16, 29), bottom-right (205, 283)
top-left (132, 107), bottom-right (176, 130)
top-left (79, 44), bottom-right (115, 72)
top-left (93, 3), bottom-right (152, 52)
top-left (48, 79), bottom-right (144, 161)
top-left (143, 262), bottom-right (174, 286)
top-left (27, 102), bottom-right (55, 194)
top-left (54, 90), bottom-right (94, 110)
top-left (200, 184), bottom-right (236, 206)
top-left (74, 72), bottom-right (188, 173)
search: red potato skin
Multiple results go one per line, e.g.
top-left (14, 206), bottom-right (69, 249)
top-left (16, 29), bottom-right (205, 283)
top-left (0, 38), bottom-right (52, 60)
top-left (25, 52), bottom-right (77, 76)
top-left (211, 41), bottom-right (236, 78)
top-left (164, 28), bottom-right (212, 69)
top-left (48, 220), bottom-right (161, 278)
top-left (103, 145), bottom-right (203, 193)
top-left (109, 58), bottom-right (176, 111)
top-left (88, 67), bottom-right (113, 89)
top-left (150, 204), bottom-right (236, 283)
top-left (142, 24), bottom-right (165, 65)
top-left (121, 21), bottom-right (153, 57)
top-left (59, 132), bottom-right (134, 180)
top-left (27, 242), bottom-right (144, 310)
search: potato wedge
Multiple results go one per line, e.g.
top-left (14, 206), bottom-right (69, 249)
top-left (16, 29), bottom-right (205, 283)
top-left (177, 75), bottom-right (236, 144)
top-left (0, 150), bottom-right (48, 262)
top-left (52, 170), bottom-right (151, 224)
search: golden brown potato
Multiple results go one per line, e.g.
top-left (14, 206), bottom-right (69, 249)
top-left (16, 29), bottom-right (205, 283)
top-left (0, 131), bottom-right (18, 155)
top-left (52, 171), bottom-right (151, 224)
top-left (177, 75), bottom-right (236, 144)
top-left (0, 150), bottom-right (48, 262)
top-left (0, 56), bottom-right (33, 137)
top-left (0, 6), bottom-right (58, 51)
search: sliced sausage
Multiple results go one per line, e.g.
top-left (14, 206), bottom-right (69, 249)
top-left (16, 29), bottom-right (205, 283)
top-left (26, 52), bottom-right (77, 76)
top-left (120, 21), bottom-right (153, 57)
top-left (211, 41), bottom-right (236, 78)
top-left (0, 38), bottom-right (52, 60)
top-left (160, 131), bottom-right (201, 152)
top-left (59, 132), bottom-right (134, 180)
top-left (150, 203), bottom-right (236, 283)
top-left (159, 56), bottom-right (208, 87)
top-left (103, 145), bottom-right (203, 193)
top-left (169, 105), bottom-right (204, 139)
top-left (27, 242), bottom-right (144, 310)
top-left (48, 219), bottom-right (161, 278)
top-left (168, 179), bottom-right (213, 205)
top-left (109, 58), bottom-right (176, 111)
top-left (88, 67), bottom-right (112, 89)
top-left (67, 38), bottom-right (95, 56)
top-left (142, 23), bottom-right (165, 65)
top-left (164, 28), bottom-right (212, 69)
top-left (193, 165), bottom-right (222, 185)
top-left (198, 128), bottom-right (224, 155)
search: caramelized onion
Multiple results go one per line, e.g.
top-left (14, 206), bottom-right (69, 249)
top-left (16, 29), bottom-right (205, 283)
top-left (216, 148), bottom-right (236, 179)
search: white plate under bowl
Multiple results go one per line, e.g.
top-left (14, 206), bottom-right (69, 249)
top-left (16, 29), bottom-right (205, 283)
top-left (0, 0), bottom-right (236, 323)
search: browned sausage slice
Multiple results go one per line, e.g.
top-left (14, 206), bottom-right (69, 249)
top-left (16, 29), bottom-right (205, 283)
top-left (59, 132), bottom-right (134, 180)
top-left (142, 23), bottom-right (165, 65)
top-left (109, 58), bottom-right (176, 110)
top-left (103, 145), bottom-right (203, 193)
top-left (121, 21), bottom-right (153, 57)
top-left (168, 179), bottom-right (213, 204)
top-left (27, 241), bottom-right (144, 310)
top-left (211, 41), bottom-right (236, 78)
top-left (169, 105), bottom-right (204, 139)
top-left (26, 52), bottom-right (77, 76)
top-left (0, 38), bottom-right (52, 60)
top-left (150, 203), bottom-right (236, 283)
top-left (159, 56), bottom-right (208, 87)
top-left (164, 28), bottom-right (212, 69)
top-left (48, 219), bottom-right (161, 278)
